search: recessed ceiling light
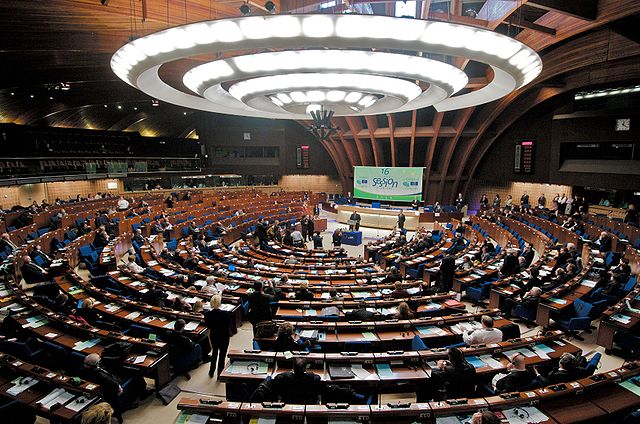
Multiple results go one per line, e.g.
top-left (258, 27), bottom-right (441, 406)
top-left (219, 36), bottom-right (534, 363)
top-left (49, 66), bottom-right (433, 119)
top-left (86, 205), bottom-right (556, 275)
top-left (104, 104), bottom-right (108, 107)
top-left (117, 105), bottom-right (122, 109)
top-left (49, 96), bottom-right (53, 100)
top-left (10, 92), bottom-right (15, 96)
top-left (29, 95), bottom-right (34, 98)
top-left (183, 112), bottom-right (187, 115)
top-left (133, 107), bottom-right (138, 110)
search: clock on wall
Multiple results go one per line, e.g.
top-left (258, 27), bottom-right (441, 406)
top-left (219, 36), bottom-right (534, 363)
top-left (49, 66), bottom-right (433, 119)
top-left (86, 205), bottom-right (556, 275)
top-left (615, 118), bottom-right (631, 131)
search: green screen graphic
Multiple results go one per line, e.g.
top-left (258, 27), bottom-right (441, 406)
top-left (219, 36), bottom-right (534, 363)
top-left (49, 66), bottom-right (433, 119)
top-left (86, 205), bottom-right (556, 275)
top-left (353, 167), bottom-right (423, 202)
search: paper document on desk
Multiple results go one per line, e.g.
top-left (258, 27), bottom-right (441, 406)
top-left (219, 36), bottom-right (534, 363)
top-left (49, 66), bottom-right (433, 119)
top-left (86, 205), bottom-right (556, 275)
top-left (7, 377), bottom-right (38, 395)
top-left (376, 363), bottom-right (394, 378)
top-left (65, 396), bottom-right (94, 412)
top-left (466, 356), bottom-right (486, 369)
top-left (417, 326), bottom-right (448, 336)
top-left (612, 314), bottom-right (632, 324)
top-left (351, 364), bottom-right (372, 380)
top-left (362, 332), bottom-right (378, 341)
top-left (125, 311), bottom-right (141, 320)
top-left (503, 406), bottom-right (549, 424)
top-left (531, 346), bottom-right (550, 360)
top-left (619, 379), bottom-right (640, 396)
top-left (435, 415), bottom-right (473, 424)
top-left (479, 355), bottom-right (503, 369)
top-left (184, 321), bottom-right (199, 331)
top-left (581, 279), bottom-right (597, 288)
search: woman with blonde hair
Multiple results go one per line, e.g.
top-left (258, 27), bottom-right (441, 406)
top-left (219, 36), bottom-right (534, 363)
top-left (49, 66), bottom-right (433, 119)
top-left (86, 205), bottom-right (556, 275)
top-left (203, 294), bottom-right (232, 379)
top-left (81, 402), bottom-right (113, 424)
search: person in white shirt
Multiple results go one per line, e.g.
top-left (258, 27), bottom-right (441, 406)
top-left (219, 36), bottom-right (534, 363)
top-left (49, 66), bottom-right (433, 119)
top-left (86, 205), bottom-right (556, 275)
top-left (117, 197), bottom-right (130, 211)
top-left (463, 315), bottom-right (503, 345)
top-left (290, 229), bottom-right (304, 247)
top-left (126, 256), bottom-right (145, 274)
top-left (201, 276), bottom-right (219, 295)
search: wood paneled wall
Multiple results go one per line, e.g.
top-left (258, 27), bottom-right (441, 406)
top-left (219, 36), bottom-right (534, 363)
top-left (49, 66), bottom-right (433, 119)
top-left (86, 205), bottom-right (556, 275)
top-left (278, 175), bottom-right (342, 195)
top-left (0, 179), bottom-right (122, 208)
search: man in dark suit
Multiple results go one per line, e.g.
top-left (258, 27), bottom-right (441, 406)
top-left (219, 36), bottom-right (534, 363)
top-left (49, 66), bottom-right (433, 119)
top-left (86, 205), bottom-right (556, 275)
top-left (495, 353), bottom-right (534, 393)
top-left (29, 245), bottom-right (52, 267)
top-left (20, 255), bottom-right (49, 284)
top-left (82, 353), bottom-right (151, 421)
top-left (0, 233), bottom-right (18, 253)
top-left (141, 282), bottom-right (168, 307)
top-left (247, 281), bottom-right (273, 329)
top-left (348, 301), bottom-right (376, 321)
top-left (596, 232), bottom-right (612, 253)
top-left (397, 210), bottom-right (406, 230)
top-left (500, 249), bottom-right (520, 277)
top-left (300, 216), bottom-right (309, 242)
top-left (163, 319), bottom-right (202, 377)
top-left (306, 216), bottom-right (315, 242)
top-left (312, 232), bottom-right (323, 249)
top-left (521, 244), bottom-right (535, 267)
top-left (437, 255), bottom-right (456, 292)
top-left (273, 358), bottom-right (321, 404)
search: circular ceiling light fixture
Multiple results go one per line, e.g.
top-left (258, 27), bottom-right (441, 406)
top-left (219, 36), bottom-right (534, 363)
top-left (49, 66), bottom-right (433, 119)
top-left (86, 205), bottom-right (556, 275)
top-left (111, 14), bottom-right (542, 119)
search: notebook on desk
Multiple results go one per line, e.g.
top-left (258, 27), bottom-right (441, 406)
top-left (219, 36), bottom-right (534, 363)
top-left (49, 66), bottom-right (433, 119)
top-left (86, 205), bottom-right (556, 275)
top-left (329, 364), bottom-right (355, 379)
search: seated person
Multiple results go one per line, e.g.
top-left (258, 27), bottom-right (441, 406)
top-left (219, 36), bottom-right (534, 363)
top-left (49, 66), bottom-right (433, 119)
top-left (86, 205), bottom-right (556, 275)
top-left (126, 256), bottom-right (145, 274)
top-left (381, 266), bottom-right (402, 284)
top-left (328, 288), bottom-right (343, 301)
top-left (20, 254), bottom-right (50, 284)
top-left (81, 402), bottom-right (113, 424)
top-left (471, 411), bottom-right (501, 424)
top-left (500, 249), bottom-right (520, 277)
top-left (458, 256), bottom-right (473, 271)
top-left (163, 319), bottom-right (202, 377)
top-left (284, 255), bottom-right (299, 265)
top-left (141, 281), bottom-right (168, 307)
top-left (274, 323), bottom-right (310, 352)
top-left (29, 244), bottom-right (52, 267)
top-left (502, 286), bottom-right (542, 318)
top-left (391, 281), bottom-right (411, 299)
top-left (93, 227), bottom-right (110, 248)
top-left (542, 268), bottom-right (568, 291)
top-left (51, 293), bottom-right (73, 315)
top-left (346, 301), bottom-right (376, 321)
top-left (132, 229), bottom-right (146, 246)
top-left (394, 302), bottom-right (415, 320)
top-left (294, 282), bottom-right (314, 301)
top-left (75, 297), bottom-right (117, 328)
top-left (494, 353), bottom-right (535, 393)
top-left (419, 347), bottom-right (476, 401)
top-left (390, 281), bottom-right (410, 299)
top-left (534, 352), bottom-right (583, 385)
top-left (81, 353), bottom-right (151, 420)
top-left (0, 232), bottom-right (18, 253)
top-left (463, 315), bottom-right (503, 345)
top-left (273, 357), bottom-right (321, 404)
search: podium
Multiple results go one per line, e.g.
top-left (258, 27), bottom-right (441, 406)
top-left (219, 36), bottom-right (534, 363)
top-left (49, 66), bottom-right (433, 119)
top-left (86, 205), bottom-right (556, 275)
top-left (341, 231), bottom-right (362, 246)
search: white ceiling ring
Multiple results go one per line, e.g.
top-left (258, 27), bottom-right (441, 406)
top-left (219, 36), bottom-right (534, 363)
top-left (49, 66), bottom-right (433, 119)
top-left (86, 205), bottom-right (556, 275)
top-left (112, 14), bottom-right (542, 118)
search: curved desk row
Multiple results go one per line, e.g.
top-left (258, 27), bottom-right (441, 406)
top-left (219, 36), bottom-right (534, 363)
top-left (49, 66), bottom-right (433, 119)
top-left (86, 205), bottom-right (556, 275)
top-left (335, 206), bottom-right (462, 230)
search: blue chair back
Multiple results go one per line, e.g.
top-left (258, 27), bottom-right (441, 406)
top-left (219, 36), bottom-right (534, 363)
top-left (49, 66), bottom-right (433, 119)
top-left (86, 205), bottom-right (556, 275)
top-left (411, 335), bottom-right (427, 351)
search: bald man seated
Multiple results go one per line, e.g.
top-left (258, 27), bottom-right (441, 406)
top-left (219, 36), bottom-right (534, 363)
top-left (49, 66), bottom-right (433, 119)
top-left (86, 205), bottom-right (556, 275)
top-left (494, 352), bottom-right (535, 393)
top-left (81, 353), bottom-right (152, 422)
